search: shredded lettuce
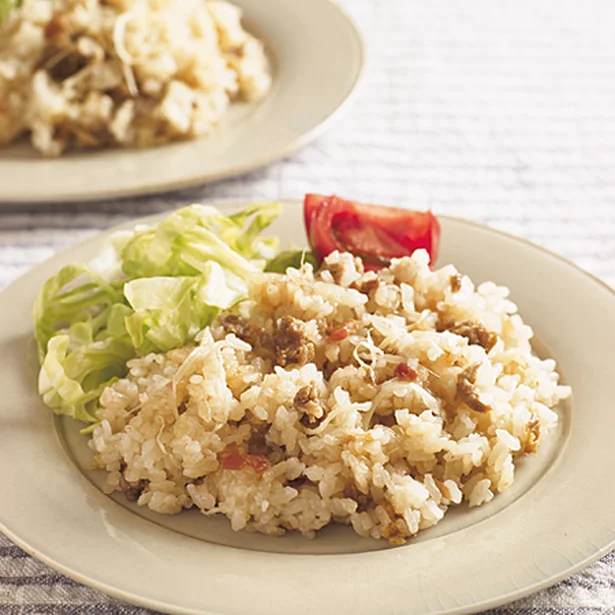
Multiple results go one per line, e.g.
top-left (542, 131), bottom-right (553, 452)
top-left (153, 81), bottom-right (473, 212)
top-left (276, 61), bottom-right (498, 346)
top-left (123, 263), bottom-right (243, 355)
top-left (34, 203), bottom-right (281, 424)
top-left (32, 264), bottom-right (123, 362)
top-left (121, 202), bottom-right (280, 278)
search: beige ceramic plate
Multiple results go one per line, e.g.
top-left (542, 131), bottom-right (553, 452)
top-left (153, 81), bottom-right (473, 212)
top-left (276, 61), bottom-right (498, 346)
top-left (1, 201), bottom-right (614, 615)
top-left (0, 0), bottom-right (364, 204)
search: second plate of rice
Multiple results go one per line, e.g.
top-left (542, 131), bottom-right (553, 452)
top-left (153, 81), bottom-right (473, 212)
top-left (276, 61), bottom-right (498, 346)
top-left (0, 0), bottom-right (364, 202)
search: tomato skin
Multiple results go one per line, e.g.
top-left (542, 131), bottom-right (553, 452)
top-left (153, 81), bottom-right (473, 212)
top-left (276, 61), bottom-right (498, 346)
top-left (307, 195), bottom-right (345, 262)
top-left (303, 194), bottom-right (440, 270)
top-left (304, 193), bottom-right (323, 240)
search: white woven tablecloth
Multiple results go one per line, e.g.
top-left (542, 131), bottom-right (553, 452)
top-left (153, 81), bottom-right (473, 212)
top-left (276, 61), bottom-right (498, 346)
top-left (1, 1), bottom-right (615, 613)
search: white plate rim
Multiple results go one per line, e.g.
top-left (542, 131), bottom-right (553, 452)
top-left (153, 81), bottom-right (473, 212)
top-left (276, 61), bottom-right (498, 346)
top-left (0, 201), bottom-right (614, 615)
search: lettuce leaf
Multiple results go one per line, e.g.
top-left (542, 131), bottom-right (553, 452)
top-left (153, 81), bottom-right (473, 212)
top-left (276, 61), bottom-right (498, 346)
top-left (38, 334), bottom-right (131, 422)
top-left (32, 264), bottom-right (123, 362)
top-left (265, 250), bottom-right (319, 273)
top-left (121, 202), bottom-right (281, 278)
top-left (123, 263), bottom-right (244, 354)
top-left (33, 203), bottom-right (281, 424)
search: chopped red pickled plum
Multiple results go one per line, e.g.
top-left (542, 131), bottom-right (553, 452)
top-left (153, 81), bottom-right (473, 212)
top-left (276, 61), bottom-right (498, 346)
top-left (328, 324), bottom-right (350, 341)
top-left (394, 362), bottom-right (418, 381)
top-left (219, 443), bottom-right (269, 473)
top-left (219, 443), bottom-right (245, 470)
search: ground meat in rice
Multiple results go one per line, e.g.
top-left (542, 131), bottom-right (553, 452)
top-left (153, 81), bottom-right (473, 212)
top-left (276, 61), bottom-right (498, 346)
top-left (456, 363), bottom-right (491, 414)
top-left (295, 384), bottom-right (324, 427)
top-left (449, 273), bottom-right (463, 293)
top-left (273, 316), bottom-right (315, 367)
top-left (442, 320), bottom-right (498, 352)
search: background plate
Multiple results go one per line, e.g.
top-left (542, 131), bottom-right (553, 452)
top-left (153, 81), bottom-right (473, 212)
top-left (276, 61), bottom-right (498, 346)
top-left (0, 0), bottom-right (364, 204)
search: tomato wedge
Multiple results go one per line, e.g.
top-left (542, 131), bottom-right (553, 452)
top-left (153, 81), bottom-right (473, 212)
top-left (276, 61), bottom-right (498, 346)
top-left (304, 194), bottom-right (440, 270)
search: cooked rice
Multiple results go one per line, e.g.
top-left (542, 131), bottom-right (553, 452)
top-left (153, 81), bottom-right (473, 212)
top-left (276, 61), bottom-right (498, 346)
top-left (0, 0), bottom-right (270, 156)
top-left (90, 250), bottom-right (571, 543)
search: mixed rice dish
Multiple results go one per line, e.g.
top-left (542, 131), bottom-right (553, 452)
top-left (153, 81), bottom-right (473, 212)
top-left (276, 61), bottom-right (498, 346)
top-left (35, 197), bottom-right (571, 543)
top-left (0, 0), bottom-right (270, 156)
top-left (92, 253), bottom-right (569, 543)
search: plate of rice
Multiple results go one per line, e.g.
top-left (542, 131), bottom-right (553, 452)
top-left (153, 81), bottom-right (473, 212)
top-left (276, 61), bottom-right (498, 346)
top-left (0, 195), bottom-right (614, 615)
top-left (0, 0), bottom-right (364, 203)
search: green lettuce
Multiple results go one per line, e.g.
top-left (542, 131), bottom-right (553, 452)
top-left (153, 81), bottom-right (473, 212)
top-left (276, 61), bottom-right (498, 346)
top-left (32, 264), bottom-right (123, 363)
top-left (265, 250), bottom-right (319, 273)
top-left (34, 203), bottom-right (281, 424)
top-left (121, 202), bottom-right (281, 278)
top-left (38, 335), bottom-right (132, 422)
top-left (123, 263), bottom-right (244, 355)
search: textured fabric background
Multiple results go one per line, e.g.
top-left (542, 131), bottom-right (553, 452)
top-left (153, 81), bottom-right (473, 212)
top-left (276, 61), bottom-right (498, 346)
top-left (1, 1), bottom-right (614, 613)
